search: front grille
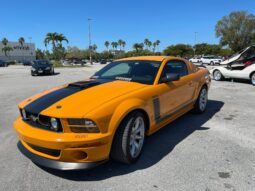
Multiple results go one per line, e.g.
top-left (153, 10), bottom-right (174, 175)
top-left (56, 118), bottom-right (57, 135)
top-left (27, 143), bottom-right (60, 157)
top-left (21, 110), bottom-right (63, 132)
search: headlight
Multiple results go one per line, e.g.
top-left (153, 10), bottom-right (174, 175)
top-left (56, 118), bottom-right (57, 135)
top-left (50, 117), bottom-right (61, 132)
top-left (31, 67), bottom-right (36, 71)
top-left (67, 119), bottom-right (100, 133)
top-left (46, 67), bottom-right (50, 70)
top-left (21, 109), bottom-right (27, 120)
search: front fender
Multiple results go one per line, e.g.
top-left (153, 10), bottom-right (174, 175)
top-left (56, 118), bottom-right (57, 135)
top-left (108, 98), bottom-right (149, 135)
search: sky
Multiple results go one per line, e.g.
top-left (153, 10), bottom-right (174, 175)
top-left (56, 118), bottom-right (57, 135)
top-left (0, 0), bottom-right (254, 51)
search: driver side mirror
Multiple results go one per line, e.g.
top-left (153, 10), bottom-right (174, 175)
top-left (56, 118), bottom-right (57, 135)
top-left (160, 73), bottom-right (180, 83)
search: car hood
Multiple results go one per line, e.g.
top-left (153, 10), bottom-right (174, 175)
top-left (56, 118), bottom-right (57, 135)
top-left (21, 79), bottom-right (146, 118)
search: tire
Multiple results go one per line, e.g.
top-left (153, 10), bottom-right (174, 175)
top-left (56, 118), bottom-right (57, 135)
top-left (251, 72), bottom-right (255, 86)
top-left (31, 71), bottom-right (35, 76)
top-left (111, 111), bottom-right (146, 164)
top-left (193, 86), bottom-right (208, 113)
top-left (213, 70), bottom-right (224, 81)
top-left (51, 68), bottom-right (55, 75)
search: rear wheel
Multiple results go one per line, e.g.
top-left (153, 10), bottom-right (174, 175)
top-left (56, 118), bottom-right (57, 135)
top-left (194, 86), bottom-right (208, 113)
top-left (111, 111), bottom-right (146, 164)
top-left (251, 73), bottom-right (255, 86)
top-left (213, 70), bottom-right (224, 81)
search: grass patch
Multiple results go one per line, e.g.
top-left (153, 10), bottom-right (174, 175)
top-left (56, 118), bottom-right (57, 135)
top-left (52, 61), bottom-right (90, 68)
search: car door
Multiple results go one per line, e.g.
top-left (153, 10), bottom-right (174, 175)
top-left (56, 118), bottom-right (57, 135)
top-left (154, 60), bottom-right (196, 121)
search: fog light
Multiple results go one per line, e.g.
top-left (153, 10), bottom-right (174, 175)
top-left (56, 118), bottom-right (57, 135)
top-left (50, 118), bottom-right (59, 131)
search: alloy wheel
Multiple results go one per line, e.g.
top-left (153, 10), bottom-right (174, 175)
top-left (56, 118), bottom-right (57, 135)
top-left (199, 88), bottom-right (208, 111)
top-left (129, 116), bottom-right (145, 158)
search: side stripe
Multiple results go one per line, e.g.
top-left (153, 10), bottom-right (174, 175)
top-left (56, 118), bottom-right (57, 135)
top-left (152, 97), bottom-right (161, 121)
top-left (155, 100), bottom-right (195, 124)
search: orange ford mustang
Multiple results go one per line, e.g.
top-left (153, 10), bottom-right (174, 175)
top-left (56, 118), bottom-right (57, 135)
top-left (13, 56), bottom-right (211, 170)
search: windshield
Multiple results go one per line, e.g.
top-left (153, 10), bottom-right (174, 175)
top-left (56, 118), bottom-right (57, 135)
top-left (33, 60), bottom-right (51, 66)
top-left (92, 60), bottom-right (161, 85)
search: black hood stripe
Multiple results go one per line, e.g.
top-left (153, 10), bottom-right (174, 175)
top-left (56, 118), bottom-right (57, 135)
top-left (24, 79), bottom-right (112, 114)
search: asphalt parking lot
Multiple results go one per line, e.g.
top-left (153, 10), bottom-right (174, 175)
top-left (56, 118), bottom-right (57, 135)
top-left (0, 65), bottom-right (254, 191)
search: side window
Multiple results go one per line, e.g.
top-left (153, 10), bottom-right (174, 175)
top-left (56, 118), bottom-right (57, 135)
top-left (161, 60), bottom-right (188, 78)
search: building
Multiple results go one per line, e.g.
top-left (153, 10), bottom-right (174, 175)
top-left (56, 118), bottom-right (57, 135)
top-left (0, 42), bottom-right (36, 61)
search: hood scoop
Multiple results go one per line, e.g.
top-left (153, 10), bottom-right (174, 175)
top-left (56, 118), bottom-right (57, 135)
top-left (68, 81), bottom-right (101, 89)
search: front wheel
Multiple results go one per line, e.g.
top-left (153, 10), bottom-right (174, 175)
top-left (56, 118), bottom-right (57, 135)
top-left (194, 86), bottom-right (208, 113)
top-left (213, 70), bottom-right (224, 81)
top-left (251, 73), bottom-right (255, 86)
top-left (111, 111), bottom-right (146, 164)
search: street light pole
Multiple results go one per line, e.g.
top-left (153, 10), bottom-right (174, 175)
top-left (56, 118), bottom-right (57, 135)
top-left (88, 18), bottom-right (92, 65)
top-left (194, 32), bottom-right (197, 56)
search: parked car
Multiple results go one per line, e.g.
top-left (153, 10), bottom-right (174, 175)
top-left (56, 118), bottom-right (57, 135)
top-left (31, 60), bottom-right (54, 76)
top-left (22, 61), bottom-right (33, 66)
top-left (100, 59), bottom-right (107, 64)
top-left (211, 63), bottom-right (255, 86)
top-left (61, 60), bottom-right (72, 66)
top-left (220, 45), bottom-right (255, 66)
top-left (0, 60), bottom-right (7, 67)
top-left (14, 56), bottom-right (211, 170)
top-left (71, 60), bottom-right (87, 66)
top-left (189, 57), bottom-right (201, 63)
top-left (200, 55), bottom-right (222, 65)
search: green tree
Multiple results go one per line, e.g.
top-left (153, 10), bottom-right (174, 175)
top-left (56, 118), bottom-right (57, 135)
top-left (36, 49), bottom-right (45, 59)
top-left (1, 38), bottom-right (13, 57)
top-left (104, 41), bottom-right (110, 51)
top-left (133, 43), bottom-right (144, 52)
top-left (44, 32), bottom-right (68, 60)
top-left (194, 43), bottom-right (222, 55)
top-left (144, 39), bottom-right (152, 50)
top-left (163, 44), bottom-right (193, 57)
top-left (18, 37), bottom-right (25, 61)
top-left (18, 37), bottom-right (25, 47)
top-left (152, 40), bottom-right (160, 52)
top-left (92, 44), bottom-right (97, 52)
top-left (118, 39), bottom-right (123, 50)
top-left (56, 33), bottom-right (68, 47)
top-left (121, 40), bottom-right (126, 51)
top-left (44, 32), bottom-right (58, 50)
top-left (111, 41), bottom-right (118, 50)
top-left (215, 11), bottom-right (255, 52)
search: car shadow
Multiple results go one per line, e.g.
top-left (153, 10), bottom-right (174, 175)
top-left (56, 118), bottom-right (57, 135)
top-left (36, 99), bottom-right (224, 181)
top-left (33, 72), bottom-right (60, 77)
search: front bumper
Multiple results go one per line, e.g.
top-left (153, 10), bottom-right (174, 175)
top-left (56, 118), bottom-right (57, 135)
top-left (32, 69), bottom-right (51, 75)
top-left (18, 141), bottom-right (107, 170)
top-left (13, 117), bottom-right (112, 169)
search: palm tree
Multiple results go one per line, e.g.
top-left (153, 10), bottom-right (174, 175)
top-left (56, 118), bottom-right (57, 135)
top-left (2, 38), bottom-right (8, 46)
top-left (18, 37), bottom-right (25, 46)
top-left (111, 41), bottom-right (118, 50)
top-left (148, 41), bottom-right (152, 50)
top-left (18, 37), bottom-right (25, 61)
top-left (44, 32), bottom-right (58, 50)
top-left (144, 39), bottom-right (151, 50)
top-left (122, 40), bottom-right (126, 51)
top-left (92, 44), bottom-right (97, 52)
top-left (118, 39), bottom-right (123, 51)
top-left (56, 33), bottom-right (68, 47)
top-left (1, 38), bottom-right (13, 57)
top-left (153, 40), bottom-right (160, 52)
top-left (104, 41), bottom-right (110, 51)
top-left (133, 43), bottom-right (144, 52)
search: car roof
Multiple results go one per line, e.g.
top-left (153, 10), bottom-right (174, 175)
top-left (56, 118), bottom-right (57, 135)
top-left (116, 56), bottom-right (182, 62)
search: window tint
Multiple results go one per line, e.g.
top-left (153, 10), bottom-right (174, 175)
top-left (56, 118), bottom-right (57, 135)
top-left (161, 60), bottom-right (188, 78)
top-left (101, 62), bottom-right (131, 77)
top-left (94, 60), bottom-right (161, 85)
